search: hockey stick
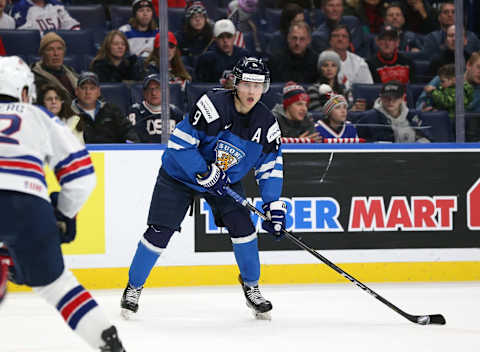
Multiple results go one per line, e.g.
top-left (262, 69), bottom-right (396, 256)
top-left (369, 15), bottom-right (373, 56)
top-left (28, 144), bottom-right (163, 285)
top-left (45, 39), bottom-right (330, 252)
top-left (225, 187), bottom-right (446, 326)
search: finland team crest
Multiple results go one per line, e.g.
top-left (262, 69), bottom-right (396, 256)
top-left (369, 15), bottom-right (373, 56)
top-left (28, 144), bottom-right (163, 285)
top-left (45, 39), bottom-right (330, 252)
top-left (215, 140), bottom-right (246, 171)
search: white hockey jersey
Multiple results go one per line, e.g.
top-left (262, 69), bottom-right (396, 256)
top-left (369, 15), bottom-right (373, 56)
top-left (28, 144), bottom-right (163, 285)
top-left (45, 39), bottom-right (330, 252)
top-left (0, 103), bottom-right (95, 218)
top-left (118, 24), bottom-right (158, 58)
top-left (12, 0), bottom-right (80, 32)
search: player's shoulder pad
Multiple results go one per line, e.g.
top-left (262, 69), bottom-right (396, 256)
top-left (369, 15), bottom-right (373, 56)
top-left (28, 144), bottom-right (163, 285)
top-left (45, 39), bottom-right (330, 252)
top-left (253, 101), bottom-right (281, 144)
top-left (194, 89), bottom-right (229, 124)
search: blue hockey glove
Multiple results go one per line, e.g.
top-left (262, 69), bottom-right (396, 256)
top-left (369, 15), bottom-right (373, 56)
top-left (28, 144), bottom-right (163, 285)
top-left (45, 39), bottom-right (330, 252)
top-left (262, 200), bottom-right (287, 238)
top-left (196, 163), bottom-right (230, 197)
top-left (50, 192), bottom-right (77, 243)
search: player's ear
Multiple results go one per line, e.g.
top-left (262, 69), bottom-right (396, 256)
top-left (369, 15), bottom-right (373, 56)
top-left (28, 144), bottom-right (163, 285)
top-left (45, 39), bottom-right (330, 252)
top-left (21, 87), bottom-right (29, 103)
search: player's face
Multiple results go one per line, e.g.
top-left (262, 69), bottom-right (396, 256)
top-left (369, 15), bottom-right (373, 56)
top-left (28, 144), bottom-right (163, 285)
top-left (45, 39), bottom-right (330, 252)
top-left (380, 95), bottom-right (403, 116)
top-left (385, 7), bottom-right (405, 29)
top-left (235, 80), bottom-right (263, 111)
top-left (76, 82), bottom-right (100, 109)
top-left (329, 104), bottom-right (347, 124)
top-left (216, 33), bottom-right (235, 55)
top-left (376, 36), bottom-right (399, 57)
top-left (43, 89), bottom-right (63, 115)
top-left (43, 41), bottom-right (65, 70)
top-left (286, 100), bottom-right (308, 121)
top-left (287, 26), bottom-right (311, 56)
top-left (323, 0), bottom-right (343, 22)
top-left (329, 29), bottom-right (349, 52)
top-left (110, 34), bottom-right (127, 59)
top-left (136, 7), bottom-right (153, 27)
top-left (320, 61), bottom-right (338, 81)
top-left (144, 80), bottom-right (162, 106)
top-left (190, 14), bottom-right (206, 31)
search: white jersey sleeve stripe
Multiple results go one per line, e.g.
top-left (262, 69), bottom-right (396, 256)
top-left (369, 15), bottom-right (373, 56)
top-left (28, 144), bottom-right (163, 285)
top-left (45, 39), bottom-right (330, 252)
top-left (54, 150), bottom-right (94, 185)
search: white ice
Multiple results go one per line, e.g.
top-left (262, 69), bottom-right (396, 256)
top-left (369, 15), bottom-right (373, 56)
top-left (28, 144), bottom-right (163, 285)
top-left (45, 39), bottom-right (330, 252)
top-left (1, 281), bottom-right (479, 352)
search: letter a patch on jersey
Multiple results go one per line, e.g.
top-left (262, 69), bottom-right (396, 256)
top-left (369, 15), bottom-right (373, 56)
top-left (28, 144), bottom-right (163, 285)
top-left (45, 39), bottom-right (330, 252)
top-left (215, 140), bottom-right (246, 171)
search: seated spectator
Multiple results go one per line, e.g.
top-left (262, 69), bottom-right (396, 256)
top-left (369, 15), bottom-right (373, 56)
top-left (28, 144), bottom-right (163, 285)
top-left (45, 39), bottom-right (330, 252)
top-left (382, 2), bottom-right (421, 52)
top-left (31, 32), bottom-right (78, 106)
top-left (357, 80), bottom-right (431, 143)
top-left (272, 81), bottom-right (321, 142)
top-left (119, 0), bottom-right (158, 58)
top-left (314, 92), bottom-right (358, 140)
top-left (426, 64), bottom-right (474, 120)
top-left (343, 0), bottom-right (386, 34)
top-left (176, 1), bottom-right (214, 60)
top-left (10, 0), bottom-right (80, 33)
top-left (421, 1), bottom-right (480, 60)
top-left (329, 24), bottom-right (373, 85)
top-left (228, 0), bottom-right (260, 52)
top-left (90, 30), bottom-right (141, 83)
top-left (402, 0), bottom-right (438, 35)
top-left (143, 32), bottom-right (191, 89)
top-left (367, 25), bottom-right (414, 84)
top-left (195, 19), bottom-right (249, 83)
top-left (428, 25), bottom-right (471, 77)
top-left (312, 0), bottom-right (368, 56)
top-left (0, 0), bottom-right (14, 29)
top-left (266, 3), bottom-right (305, 57)
top-left (268, 21), bottom-right (318, 83)
top-left (417, 53), bottom-right (480, 113)
top-left (307, 50), bottom-right (349, 111)
top-left (126, 74), bottom-right (183, 143)
top-left (71, 71), bottom-right (140, 143)
top-left (37, 84), bottom-right (83, 144)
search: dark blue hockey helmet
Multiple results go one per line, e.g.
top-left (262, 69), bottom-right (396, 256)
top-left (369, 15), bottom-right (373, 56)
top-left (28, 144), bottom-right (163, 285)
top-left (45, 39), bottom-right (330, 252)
top-left (232, 56), bottom-right (270, 93)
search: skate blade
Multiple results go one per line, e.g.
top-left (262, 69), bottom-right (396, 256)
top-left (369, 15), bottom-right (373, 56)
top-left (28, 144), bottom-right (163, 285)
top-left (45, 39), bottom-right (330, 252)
top-left (120, 308), bottom-right (136, 320)
top-left (251, 309), bottom-right (271, 320)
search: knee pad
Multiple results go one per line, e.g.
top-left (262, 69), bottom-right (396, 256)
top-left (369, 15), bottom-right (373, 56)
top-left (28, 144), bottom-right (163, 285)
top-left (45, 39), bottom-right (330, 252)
top-left (222, 211), bottom-right (255, 239)
top-left (142, 225), bottom-right (175, 251)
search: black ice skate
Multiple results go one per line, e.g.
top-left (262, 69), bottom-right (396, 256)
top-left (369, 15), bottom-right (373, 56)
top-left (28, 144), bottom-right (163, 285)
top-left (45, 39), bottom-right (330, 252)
top-left (100, 325), bottom-right (126, 352)
top-left (120, 283), bottom-right (143, 319)
top-left (238, 275), bottom-right (272, 320)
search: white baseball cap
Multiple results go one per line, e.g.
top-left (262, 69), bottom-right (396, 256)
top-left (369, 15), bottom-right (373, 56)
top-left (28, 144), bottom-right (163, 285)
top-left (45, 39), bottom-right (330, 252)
top-left (214, 19), bottom-right (236, 37)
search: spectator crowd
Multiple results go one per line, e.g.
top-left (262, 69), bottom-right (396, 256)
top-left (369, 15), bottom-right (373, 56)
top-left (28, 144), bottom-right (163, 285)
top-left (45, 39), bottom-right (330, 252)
top-left (1, 0), bottom-right (480, 143)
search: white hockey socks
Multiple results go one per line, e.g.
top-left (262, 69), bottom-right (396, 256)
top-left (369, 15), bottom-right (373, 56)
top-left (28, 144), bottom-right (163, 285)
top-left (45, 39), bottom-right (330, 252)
top-left (33, 269), bottom-right (111, 350)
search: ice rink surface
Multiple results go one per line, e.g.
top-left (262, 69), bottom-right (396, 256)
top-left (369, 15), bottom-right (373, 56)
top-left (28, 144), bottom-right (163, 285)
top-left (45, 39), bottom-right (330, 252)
top-left (1, 281), bottom-right (479, 352)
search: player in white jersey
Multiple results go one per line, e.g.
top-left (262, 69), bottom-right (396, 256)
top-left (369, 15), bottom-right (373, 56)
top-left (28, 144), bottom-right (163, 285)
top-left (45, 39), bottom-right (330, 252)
top-left (0, 56), bottom-right (126, 352)
top-left (11, 0), bottom-right (80, 33)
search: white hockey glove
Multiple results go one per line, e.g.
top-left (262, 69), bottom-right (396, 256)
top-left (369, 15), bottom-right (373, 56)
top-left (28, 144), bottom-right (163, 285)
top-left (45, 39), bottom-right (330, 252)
top-left (196, 163), bottom-right (230, 196)
top-left (262, 200), bottom-right (286, 238)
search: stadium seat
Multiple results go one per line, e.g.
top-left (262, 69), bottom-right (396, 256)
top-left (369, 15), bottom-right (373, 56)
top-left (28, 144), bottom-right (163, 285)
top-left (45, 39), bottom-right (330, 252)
top-left (186, 82), bottom-right (222, 112)
top-left (130, 83), bottom-right (185, 113)
top-left (264, 8), bottom-right (281, 33)
top-left (65, 4), bottom-right (106, 29)
top-left (0, 29), bottom-right (41, 56)
top-left (407, 83), bottom-right (425, 109)
top-left (418, 110), bottom-right (454, 142)
top-left (168, 8), bottom-right (185, 33)
top-left (109, 5), bottom-right (131, 29)
top-left (53, 30), bottom-right (96, 56)
top-left (261, 82), bottom-right (284, 109)
top-left (351, 83), bottom-right (382, 109)
top-left (100, 83), bottom-right (131, 115)
top-left (466, 113), bottom-right (480, 142)
top-left (413, 60), bottom-right (433, 83)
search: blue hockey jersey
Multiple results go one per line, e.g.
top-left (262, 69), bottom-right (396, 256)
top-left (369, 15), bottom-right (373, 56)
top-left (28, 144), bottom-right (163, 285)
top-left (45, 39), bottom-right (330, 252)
top-left (162, 89), bottom-right (283, 203)
top-left (315, 120), bottom-right (358, 139)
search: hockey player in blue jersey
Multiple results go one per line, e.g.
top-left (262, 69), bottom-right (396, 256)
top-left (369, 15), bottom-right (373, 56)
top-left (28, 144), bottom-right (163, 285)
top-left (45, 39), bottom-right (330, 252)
top-left (121, 57), bottom-right (286, 320)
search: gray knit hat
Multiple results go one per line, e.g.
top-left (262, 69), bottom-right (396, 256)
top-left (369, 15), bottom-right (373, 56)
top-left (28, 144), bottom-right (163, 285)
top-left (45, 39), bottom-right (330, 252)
top-left (317, 50), bottom-right (342, 72)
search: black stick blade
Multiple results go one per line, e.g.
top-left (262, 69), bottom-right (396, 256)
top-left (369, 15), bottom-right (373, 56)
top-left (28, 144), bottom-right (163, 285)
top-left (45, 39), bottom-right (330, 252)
top-left (415, 314), bottom-right (446, 325)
